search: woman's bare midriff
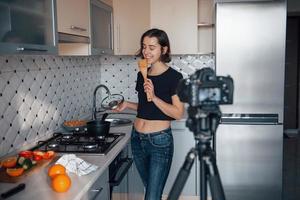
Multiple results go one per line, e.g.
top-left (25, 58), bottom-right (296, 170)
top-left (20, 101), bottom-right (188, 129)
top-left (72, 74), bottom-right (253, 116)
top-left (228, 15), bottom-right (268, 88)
top-left (134, 117), bottom-right (171, 134)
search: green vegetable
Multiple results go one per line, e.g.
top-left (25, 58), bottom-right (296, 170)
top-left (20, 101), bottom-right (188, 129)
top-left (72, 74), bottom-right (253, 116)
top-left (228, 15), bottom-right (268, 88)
top-left (22, 158), bottom-right (33, 170)
top-left (17, 156), bottom-right (26, 165)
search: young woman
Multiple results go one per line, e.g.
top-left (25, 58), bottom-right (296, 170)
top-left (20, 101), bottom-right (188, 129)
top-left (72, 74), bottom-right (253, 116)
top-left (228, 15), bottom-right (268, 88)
top-left (114, 28), bottom-right (184, 200)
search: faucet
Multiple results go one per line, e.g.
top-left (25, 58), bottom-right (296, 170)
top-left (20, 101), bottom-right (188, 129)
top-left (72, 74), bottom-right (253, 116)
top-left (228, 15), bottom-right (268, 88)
top-left (92, 84), bottom-right (110, 120)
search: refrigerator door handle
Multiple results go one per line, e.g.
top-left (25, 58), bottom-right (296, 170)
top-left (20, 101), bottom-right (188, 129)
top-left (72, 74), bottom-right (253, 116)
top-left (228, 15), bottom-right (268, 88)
top-left (220, 113), bottom-right (281, 125)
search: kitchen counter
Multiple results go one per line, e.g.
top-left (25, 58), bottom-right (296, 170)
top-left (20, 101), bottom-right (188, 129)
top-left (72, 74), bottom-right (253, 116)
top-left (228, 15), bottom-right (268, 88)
top-left (0, 125), bottom-right (133, 200)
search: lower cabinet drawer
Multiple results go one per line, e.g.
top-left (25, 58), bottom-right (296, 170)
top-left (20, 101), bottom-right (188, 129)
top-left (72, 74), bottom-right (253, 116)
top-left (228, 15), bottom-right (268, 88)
top-left (81, 169), bottom-right (110, 200)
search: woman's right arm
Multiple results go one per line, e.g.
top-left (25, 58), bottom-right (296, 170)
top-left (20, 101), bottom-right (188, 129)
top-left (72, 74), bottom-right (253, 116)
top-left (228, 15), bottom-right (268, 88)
top-left (114, 101), bottom-right (138, 112)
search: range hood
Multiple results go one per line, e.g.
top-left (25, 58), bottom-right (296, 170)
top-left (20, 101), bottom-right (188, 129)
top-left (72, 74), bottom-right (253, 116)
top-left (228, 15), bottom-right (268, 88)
top-left (58, 32), bottom-right (90, 44)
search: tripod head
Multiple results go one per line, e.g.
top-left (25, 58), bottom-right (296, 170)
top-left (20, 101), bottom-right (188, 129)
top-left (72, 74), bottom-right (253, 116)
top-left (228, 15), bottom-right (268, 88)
top-left (186, 105), bottom-right (221, 142)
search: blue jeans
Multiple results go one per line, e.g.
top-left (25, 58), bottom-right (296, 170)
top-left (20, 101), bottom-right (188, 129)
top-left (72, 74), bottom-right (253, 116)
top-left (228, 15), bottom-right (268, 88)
top-left (131, 127), bottom-right (174, 200)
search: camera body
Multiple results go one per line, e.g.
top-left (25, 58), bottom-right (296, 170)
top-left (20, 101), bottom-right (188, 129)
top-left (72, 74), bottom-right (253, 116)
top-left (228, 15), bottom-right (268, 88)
top-left (177, 68), bottom-right (234, 108)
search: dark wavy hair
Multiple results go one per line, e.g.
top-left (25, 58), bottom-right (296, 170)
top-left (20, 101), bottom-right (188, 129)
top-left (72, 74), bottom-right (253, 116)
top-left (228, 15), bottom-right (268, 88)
top-left (136, 28), bottom-right (171, 63)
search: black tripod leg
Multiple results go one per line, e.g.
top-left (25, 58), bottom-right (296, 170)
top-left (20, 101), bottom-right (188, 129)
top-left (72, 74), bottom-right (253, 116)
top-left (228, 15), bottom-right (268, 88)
top-left (205, 147), bottom-right (226, 200)
top-left (167, 148), bottom-right (197, 200)
top-left (200, 156), bottom-right (207, 200)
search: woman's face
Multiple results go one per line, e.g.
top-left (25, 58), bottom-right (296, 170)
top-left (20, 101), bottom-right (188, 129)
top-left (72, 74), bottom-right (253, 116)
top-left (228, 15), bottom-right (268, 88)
top-left (142, 36), bottom-right (165, 64)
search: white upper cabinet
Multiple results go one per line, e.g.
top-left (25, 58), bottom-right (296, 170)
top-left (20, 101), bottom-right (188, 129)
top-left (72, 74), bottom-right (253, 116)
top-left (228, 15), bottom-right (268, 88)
top-left (113, 0), bottom-right (150, 55)
top-left (150, 0), bottom-right (198, 54)
top-left (57, 0), bottom-right (90, 37)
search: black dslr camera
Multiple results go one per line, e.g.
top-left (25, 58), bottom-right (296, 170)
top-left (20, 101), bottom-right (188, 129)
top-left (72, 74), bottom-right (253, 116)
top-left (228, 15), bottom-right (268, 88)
top-left (177, 68), bottom-right (233, 108)
top-left (176, 67), bottom-right (234, 137)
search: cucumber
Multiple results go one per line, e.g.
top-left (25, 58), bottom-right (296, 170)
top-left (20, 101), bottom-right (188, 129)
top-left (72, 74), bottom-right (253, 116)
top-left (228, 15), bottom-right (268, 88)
top-left (22, 158), bottom-right (33, 170)
top-left (17, 156), bottom-right (26, 166)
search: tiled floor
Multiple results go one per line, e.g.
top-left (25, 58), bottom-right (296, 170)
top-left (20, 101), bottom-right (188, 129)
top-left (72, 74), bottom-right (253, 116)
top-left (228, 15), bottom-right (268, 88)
top-left (283, 134), bottom-right (300, 200)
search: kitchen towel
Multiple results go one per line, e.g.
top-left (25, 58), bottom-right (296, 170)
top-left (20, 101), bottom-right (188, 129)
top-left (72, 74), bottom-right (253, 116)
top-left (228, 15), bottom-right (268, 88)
top-left (56, 154), bottom-right (98, 176)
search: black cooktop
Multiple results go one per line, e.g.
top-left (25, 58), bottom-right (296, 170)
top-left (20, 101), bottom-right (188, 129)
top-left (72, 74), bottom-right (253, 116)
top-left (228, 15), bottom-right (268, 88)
top-left (31, 132), bottom-right (125, 155)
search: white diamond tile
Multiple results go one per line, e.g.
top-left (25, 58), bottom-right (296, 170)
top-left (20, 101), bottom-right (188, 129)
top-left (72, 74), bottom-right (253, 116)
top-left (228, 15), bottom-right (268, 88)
top-left (34, 56), bottom-right (49, 70)
top-left (0, 140), bottom-right (11, 157)
top-left (16, 81), bottom-right (28, 100)
top-left (9, 74), bottom-right (22, 91)
top-left (11, 115), bottom-right (22, 129)
top-left (24, 111), bottom-right (36, 127)
top-left (4, 106), bottom-right (17, 125)
top-left (0, 96), bottom-right (8, 115)
top-left (126, 85), bottom-right (138, 102)
top-left (22, 56), bottom-right (39, 71)
top-left (4, 127), bottom-right (18, 148)
top-left (12, 134), bottom-right (26, 150)
top-left (22, 72), bottom-right (34, 90)
top-left (3, 80), bottom-right (16, 103)
top-left (10, 94), bottom-right (24, 111)
top-left (0, 119), bottom-right (10, 138)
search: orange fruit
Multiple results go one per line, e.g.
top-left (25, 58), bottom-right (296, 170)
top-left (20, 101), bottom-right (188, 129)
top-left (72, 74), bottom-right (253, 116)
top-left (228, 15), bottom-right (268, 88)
top-left (2, 157), bottom-right (17, 168)
top-left (48, 164), bottom-right (66, 178)
top-left (6, 168), bottom-right (24, 177)
top-left (51, 174), bottom-right (71, 193)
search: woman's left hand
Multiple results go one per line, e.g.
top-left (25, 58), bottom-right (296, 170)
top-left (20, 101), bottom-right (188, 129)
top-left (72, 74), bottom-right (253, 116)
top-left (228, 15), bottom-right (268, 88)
top-left (144, 79), bottom-right (156, 100)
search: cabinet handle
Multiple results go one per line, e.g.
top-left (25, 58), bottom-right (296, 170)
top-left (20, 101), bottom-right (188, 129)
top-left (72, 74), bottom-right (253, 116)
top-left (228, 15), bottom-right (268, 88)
top-left (16, 47), bottom-right (48, 52)
top-left (91, 188), bottom-right (103, 192)
top-left (91, 187), bottom-right (103, 200)
top-left (117, 24), bottom-right (120, 53)
top-left (70, 25), bottom-right (87, 32)
top-left (108, 23), bottom-right (112, 49)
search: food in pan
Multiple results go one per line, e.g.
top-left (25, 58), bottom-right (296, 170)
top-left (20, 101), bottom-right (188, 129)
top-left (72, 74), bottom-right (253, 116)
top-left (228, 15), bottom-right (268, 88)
top-left (63, 120), bottom-right (87, 127)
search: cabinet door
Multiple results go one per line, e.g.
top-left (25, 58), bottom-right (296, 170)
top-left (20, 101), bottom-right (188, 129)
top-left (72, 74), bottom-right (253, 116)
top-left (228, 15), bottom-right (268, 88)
top-left (113, 0), bottom-right (150, 55)
top-left (111, 145), bottom-right (129, 200)
top-left (163, 121), bottom-right (197, 197)
top-left (150, 0), bottom-right (198, 54)
top-left (81, 169), bottom-right (110, 200)
top-left (0, 0), bottom-right (57, 54)
top-left (91, 0), bottom-right (113, 55)
top-left (57, 0), bottom-right (89, 37)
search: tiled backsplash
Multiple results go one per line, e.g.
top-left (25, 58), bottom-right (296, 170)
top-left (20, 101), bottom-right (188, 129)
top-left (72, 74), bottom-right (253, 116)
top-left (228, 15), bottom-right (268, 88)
top-left (0, 54), bottom-right (214, 157)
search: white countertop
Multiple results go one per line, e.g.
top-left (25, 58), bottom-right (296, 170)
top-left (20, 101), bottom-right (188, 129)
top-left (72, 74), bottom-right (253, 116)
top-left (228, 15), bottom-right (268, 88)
top-left (0, 125), bottom-right (133, 200)
top-left (0, 109), bottom-right (189, 200)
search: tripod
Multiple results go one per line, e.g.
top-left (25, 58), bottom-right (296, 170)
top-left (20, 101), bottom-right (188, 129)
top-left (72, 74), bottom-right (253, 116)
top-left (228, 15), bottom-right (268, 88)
top-left (167, 105), bottom-right (226, 200)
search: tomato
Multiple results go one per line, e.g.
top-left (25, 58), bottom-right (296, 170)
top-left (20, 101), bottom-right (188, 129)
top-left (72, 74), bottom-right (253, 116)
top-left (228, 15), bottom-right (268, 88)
top-left (19, 150), bottom-right (33, 159)
top-left (43, 151), bottom-right (55, 159)
top-left (6, 167), bottom-right (24, 177)
top-left (2, 157), bottom-right (17, 168)
top-left (33, 155), bottom-right (43, 161)
top-left (33, 151), bottom-right (45, 157)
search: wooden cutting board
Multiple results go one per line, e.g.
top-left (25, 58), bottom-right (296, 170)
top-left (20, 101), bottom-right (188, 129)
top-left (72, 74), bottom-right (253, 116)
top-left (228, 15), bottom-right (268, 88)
top-left (0, 157), bottom-right (56, 183)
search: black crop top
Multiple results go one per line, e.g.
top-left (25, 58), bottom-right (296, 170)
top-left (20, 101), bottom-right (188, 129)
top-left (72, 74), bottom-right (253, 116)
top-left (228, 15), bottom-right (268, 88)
top-left (135, 67), bottom-right (183, 120)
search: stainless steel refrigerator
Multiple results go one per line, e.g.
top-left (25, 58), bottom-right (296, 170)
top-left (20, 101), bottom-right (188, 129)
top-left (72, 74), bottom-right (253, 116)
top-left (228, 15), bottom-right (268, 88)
top-left (214, 0), bottom-right (286, 200)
